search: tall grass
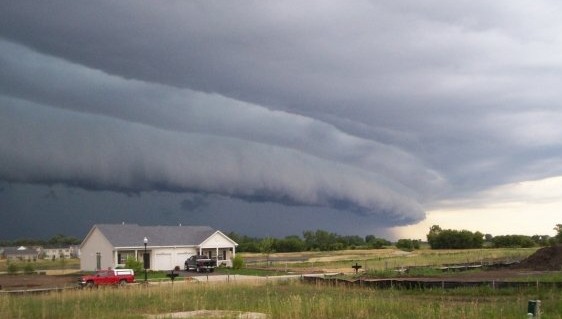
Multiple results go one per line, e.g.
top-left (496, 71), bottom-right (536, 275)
top-left (1, 280), bottom-right (561, 319)
top-left (0, 259), bottom-right (80, 272)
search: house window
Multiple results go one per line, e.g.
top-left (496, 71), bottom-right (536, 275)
top-left (117, 251), bottom-right (135, 264)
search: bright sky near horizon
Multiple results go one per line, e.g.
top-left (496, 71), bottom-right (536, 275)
top-left (394, 176), bottom-right (562, 240)
top-left (1, 1), bottom-right (561, 240)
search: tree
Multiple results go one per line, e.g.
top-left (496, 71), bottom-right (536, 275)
top-left (226, 232), bottom-right (260, 253)
top-left (492, 235), bottom-right (535, 248)
top-left (365, 235), bottom-right (391, 249)
top-left (396, 239), bottom-right (420, 251)
top-left (337, 235), bottom-right (365, 248)
top-left (274, 236), bottom-right (305, 252)
top-left (258, 237), bottom-right (276, 266)
top-left (554, 224), bottom-right (562, 244)
top-left (426, 225), bottom-right (442, 248)
top-left (47, 234), bottom-right (81, 247)
top-left (426, 226), bottom-right (483, 249)
top-left (303, 230), bottom-right (342, 251)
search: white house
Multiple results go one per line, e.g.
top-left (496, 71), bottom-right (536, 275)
top-left (2, 246), bottom-right (40, 261)
top-left (80, 224), bottom-right (238, 271)
top-left (43, 247), bottom-right (75, 260)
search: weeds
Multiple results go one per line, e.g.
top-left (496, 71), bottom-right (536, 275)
top-left (1, 280), bottom-right (560, 319)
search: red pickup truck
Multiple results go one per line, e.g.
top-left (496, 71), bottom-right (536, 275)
top-left (79, 269), bottom-right (135, 288)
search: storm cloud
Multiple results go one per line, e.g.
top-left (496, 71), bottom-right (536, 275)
top-left (1, 1), bottom-right (562, 238)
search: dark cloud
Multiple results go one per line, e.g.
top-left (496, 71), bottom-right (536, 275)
top-left (1, 1), bottom-right (562, 239)
top-left (180, 196), bottom-right (210, 212)
top-left (0, 100), bottom-right (425, 226)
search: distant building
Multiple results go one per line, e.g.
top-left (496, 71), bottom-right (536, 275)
top-left (79, 224), bottom-right (238, 271)
top-left (2, 246), bottom-right (40, 261)
top-left (43, 247), bottom-right (73, 260)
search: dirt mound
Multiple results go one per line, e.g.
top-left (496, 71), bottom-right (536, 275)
top-left (515, 245), bottom-right (562, 271)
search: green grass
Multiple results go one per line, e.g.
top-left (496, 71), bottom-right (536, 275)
top-left (0, 259), bottom-right (80, 272)
top-left (513, 271), bottom-right (562, 282)
top-left (1, 280), bottom-right (561, 319)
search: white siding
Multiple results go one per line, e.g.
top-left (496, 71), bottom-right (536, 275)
top-left (80, 228), bottom-right (114, 271)
top-left (153, 252), bottom-right (172, 270)
top-left (199, 232), bottom-right (236, 249)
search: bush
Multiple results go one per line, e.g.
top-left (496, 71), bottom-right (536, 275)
top-left (232, 255), bottom-right (244, 269)
top-left (125, 257), bottom-right (143, 274)
top-left (7, 263), bottom-right (19, 274)
top-left (396, 239), bottom-right (420, 251)
top-left (23, 263), bottom-right (35, 274)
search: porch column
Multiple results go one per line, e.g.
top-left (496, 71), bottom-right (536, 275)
top-left (232, 245), bottom-right (236, 258)
top-left (216, 247), bottom-right (219, 259)
top-left (113, 250), bottom-right (118, 269)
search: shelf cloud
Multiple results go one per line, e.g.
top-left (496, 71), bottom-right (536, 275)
top-left (1, 1), bottom-right (562, 238)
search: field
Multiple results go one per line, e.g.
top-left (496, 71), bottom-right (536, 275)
top-left (1, 278), bottom-right (561, 318)
top-left (0, 258), bottom-right (80, 273)
top-left (243, 247), bottom-right (538, 273)
top-left (1, 247), bottom-right (561, 318)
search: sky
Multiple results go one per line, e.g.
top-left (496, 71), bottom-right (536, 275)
top-left (1, 1), bottom-right (562, 241)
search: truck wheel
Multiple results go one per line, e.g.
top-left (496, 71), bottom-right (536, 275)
top-left (86, 281), bottom-right (95, 288)
top-left (119, 280), bottom-right (127, 287)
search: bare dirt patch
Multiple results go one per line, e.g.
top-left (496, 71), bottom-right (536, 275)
top-left (145, 310), bottom-right (267, 319)
top-left (0, 274), bottom-right (77, 290)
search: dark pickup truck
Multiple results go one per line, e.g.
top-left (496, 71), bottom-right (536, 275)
top-left (184, 255), bottom-right (217, 272)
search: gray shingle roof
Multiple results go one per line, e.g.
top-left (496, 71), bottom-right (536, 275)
top-left (95, 224), bottom-right (216, 247)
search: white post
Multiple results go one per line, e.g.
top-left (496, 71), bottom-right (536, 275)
top-left (113, 250), bottom-right (118, 269)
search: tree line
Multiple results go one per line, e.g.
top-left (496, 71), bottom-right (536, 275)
top-left (426, 224), bottom-right (562, 249)
top-left (3, 223), bottom-right (561, 253)
top-left (228, 223), bottom-right (562, 253)
top-left (227, 230), bottom-right (391, 253)
top-left (0, 234), bottom-right (82, 248)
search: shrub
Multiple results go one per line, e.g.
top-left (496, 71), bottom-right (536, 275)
top-left (7, 262), bottom-right (19, 274)
top-left (232, 255), bottom-right (244, 269)
top-left (23, 263), bottom-right (35, 274)
top-left (125, 257), bottom-right (143, 273)
top-left (396, 239), bottom-right (420, 251)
